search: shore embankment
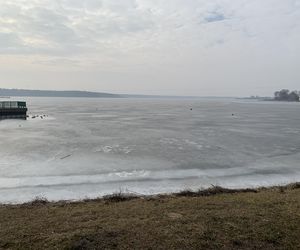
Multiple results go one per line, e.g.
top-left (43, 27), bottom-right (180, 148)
top-left (0, 183), bottom-right (299, 249)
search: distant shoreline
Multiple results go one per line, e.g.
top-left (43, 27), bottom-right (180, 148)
top-left (0, 88), bottom-right (121, 98)
top-left (0, 88), bottom-right (237, 99)
top-left (238, 97), bottom-right (300, 102)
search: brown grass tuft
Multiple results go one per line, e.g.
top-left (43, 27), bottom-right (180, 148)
top-left (175, 185), bottom-right (258, 197)
top-left (103, 191), bottom-right (139, 203)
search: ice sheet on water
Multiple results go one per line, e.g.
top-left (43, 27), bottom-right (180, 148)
top-left (0, 97), bottom-right (300, 203)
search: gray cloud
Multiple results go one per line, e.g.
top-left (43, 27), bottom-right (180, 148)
top-left (0, 32), bottom-right (22, 48)
top-left (204, 12), bottom-right (226, 23)
top-left (0, 0), bottom-right (299, 96)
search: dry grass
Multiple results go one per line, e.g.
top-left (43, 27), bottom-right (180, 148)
top-left (0, 184), bottom-right (300, 249)
top-left (175, 185), bottom-right (258, 197)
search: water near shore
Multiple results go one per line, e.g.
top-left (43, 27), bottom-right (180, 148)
top-left (0, 97), bottom-right (299, 203)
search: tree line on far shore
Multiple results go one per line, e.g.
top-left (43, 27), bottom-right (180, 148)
top-left (274, 89), bottom-right (300, 102)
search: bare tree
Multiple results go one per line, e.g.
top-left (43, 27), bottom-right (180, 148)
top-left (274, 89), bottom-right (299, 102)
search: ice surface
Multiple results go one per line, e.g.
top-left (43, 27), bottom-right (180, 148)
top-left (0, 97), bottom-right (300, 203)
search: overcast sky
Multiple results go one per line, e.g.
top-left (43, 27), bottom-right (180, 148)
top-left (0, 0), bottom-right (299, 96)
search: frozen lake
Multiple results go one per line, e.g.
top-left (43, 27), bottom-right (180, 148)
top-left (0, 97), bottom-right (300, 203)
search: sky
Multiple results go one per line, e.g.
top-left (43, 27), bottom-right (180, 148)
top-left (0, 0), bottom-right (300, 96)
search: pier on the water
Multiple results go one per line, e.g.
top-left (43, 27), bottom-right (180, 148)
top-left (0, 101), bottom-right (27, 120)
